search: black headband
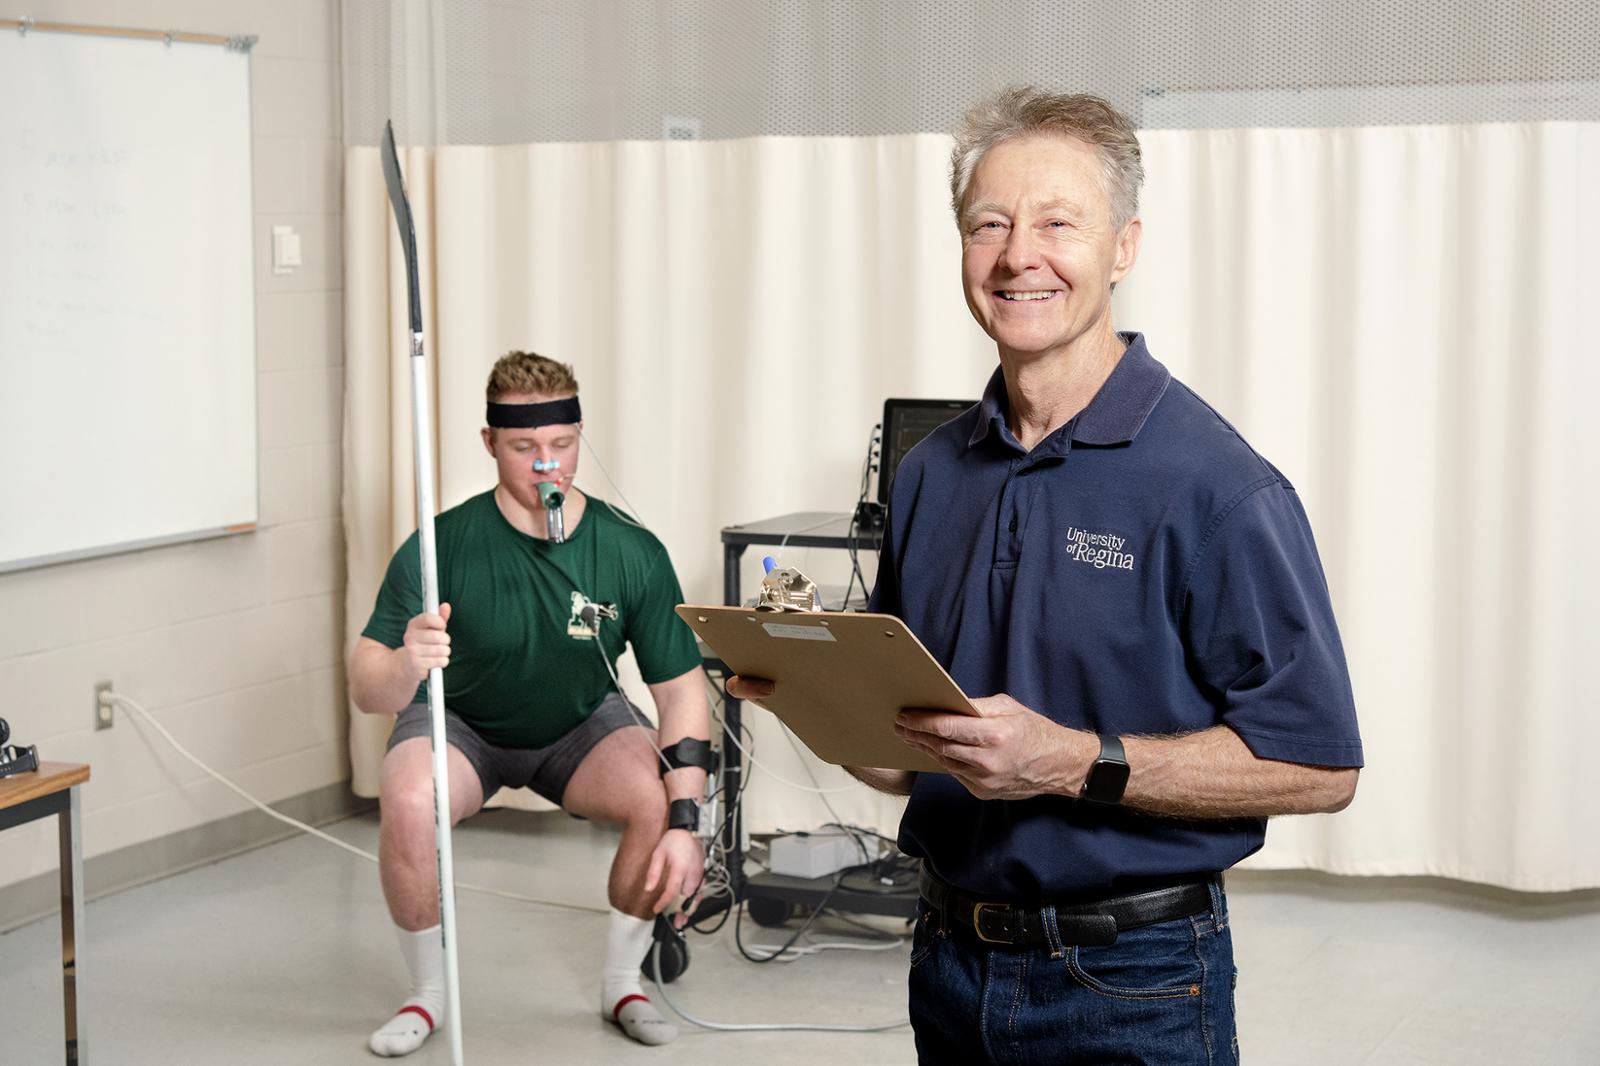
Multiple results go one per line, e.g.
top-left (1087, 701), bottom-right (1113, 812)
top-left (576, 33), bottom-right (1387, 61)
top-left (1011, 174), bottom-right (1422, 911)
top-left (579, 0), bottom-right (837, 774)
top-left (486, 396), bottom-right (582, 428)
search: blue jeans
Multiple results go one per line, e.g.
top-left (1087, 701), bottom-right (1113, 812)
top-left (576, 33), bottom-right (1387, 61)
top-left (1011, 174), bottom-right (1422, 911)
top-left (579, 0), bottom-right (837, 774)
top-left (907, 880), bottom-right (1239, 1065)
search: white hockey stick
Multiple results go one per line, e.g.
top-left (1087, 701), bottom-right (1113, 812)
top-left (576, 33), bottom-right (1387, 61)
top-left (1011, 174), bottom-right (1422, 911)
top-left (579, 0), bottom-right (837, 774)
top-left (380, 120), bottom-right (465, 1066)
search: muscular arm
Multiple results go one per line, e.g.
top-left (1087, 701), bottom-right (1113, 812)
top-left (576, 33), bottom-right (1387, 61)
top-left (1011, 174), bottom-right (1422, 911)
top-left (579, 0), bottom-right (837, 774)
top-left (1120, 725), bottom-right (1357, 819)
top-left (348, 638), bottom-right (431, 716)
top-left (896, 697), bottom-right (1358, 818)
top-left (649, 668), bottom-right (712, 804)
top-left (349, 638), bottom-right (418, 715)
top-left (349, 604), bottom-right (453, 715)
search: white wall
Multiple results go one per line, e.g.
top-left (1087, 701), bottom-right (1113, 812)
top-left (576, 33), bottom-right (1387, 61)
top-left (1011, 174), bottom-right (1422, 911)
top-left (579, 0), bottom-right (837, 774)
top-left (0, 0), bottom-right (345, 894)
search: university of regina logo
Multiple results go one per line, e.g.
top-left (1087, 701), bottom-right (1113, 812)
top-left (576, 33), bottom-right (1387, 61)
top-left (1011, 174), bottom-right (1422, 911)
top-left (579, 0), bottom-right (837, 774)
top-left (1065, 526), bottom-right (1136, 571)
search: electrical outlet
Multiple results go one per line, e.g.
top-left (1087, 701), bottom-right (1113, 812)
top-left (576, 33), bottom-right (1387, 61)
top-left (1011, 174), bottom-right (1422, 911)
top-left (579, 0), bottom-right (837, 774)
top-left (95, 681), bottom-right (114, 730)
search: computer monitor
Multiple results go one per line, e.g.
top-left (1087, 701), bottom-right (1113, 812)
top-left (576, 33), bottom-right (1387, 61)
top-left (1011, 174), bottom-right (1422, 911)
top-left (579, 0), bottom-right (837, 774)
top-left (878, 398), bottom-right (975, 504)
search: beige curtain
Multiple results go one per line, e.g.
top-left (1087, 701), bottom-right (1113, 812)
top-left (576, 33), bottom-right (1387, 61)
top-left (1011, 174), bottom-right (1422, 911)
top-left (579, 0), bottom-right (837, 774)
top-left (344, 124), bottom-right (1600, 889)
top-left (1121, 123), bottom-right (1600, 890)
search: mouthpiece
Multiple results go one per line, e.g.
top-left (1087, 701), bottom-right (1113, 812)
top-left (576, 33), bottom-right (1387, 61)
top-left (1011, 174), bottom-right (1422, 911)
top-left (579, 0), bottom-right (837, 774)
top-left (537, 480), bottom-right (566, 543)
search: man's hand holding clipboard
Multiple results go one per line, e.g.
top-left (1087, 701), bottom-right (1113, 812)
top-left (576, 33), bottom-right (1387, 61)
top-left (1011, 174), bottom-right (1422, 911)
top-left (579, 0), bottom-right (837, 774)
top-left (726, 674), bottom-right (1092, 801)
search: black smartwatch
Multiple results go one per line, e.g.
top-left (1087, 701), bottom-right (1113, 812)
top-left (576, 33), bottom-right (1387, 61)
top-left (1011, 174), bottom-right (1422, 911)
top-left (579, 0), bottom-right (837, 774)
top-left (1080, 734), bottom-right (1130, 805)
top-left (667, 798), bottom-right (701, 833)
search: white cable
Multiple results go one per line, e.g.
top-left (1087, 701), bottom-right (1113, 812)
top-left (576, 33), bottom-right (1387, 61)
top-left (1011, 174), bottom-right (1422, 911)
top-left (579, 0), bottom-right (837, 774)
top-left (648, 943), bottom-right (909, 1033)
top-left (705, 682), bottom-right (864, 795)
top-left (575, 428), bottom-right (651, 530)
top-left (740, 939), bottom-right (904, 961)
top-left (780, 724), bottom-right (864, 830)
top-left (769, 513), bottom-right (845, 568)
top-left (591, 639), bottom-right (677, 777)
top-left (109, 691), bottom-right (607, 915)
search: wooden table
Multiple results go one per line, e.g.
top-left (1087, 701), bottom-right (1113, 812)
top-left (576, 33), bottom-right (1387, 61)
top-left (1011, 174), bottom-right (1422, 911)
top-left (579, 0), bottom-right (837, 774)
top-left (0, 761), bottom-right (91, 1065)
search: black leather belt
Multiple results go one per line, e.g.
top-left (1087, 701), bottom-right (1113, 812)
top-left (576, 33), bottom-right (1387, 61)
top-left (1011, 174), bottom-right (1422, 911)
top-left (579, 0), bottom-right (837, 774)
top-left (919, 867), bottom-right (1216, 948)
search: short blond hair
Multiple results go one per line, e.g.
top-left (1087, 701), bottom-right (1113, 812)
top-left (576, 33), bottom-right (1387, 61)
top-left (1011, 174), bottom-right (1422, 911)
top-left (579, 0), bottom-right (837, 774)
top-left (485, 351), bottom-right (579, 403)
top-left (950, 87), bottom-right (1144, 230)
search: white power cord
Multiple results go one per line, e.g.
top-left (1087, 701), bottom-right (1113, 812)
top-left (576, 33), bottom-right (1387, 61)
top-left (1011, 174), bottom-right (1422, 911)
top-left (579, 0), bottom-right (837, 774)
top-left (648, 943), bottom-right (909, 1033)
top-left (737, 933), bottom-right (904, 962)
top-left (108, 690), bottom-right (607, 916)
top-left (705, 677), bottom-right (865, 795)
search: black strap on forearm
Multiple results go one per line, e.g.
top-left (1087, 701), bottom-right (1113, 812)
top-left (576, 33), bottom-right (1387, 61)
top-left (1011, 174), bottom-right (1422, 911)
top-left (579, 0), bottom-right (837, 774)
top-left (659, 737), bottom-right (714, 776)
top-left (667, 798), bottom-right (701, 833)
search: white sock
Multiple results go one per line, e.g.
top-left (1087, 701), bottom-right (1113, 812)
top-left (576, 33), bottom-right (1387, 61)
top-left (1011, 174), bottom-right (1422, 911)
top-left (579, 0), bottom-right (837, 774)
top-left (600, 909), bottom-right (678, 1046)
top-left (369, 924), bottom-right (446, 1058)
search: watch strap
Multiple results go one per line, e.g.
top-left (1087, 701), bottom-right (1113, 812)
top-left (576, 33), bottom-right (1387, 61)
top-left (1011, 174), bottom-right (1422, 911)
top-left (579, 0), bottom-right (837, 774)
top-left (1098, 734), bottom-right (1126, 765)
top-left (1081, 734), bottom-right (1130, 805)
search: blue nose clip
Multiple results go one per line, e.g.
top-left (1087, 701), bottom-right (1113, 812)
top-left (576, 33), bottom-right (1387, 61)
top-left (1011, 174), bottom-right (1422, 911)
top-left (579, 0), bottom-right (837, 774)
top-left (532, 458), bottom-right (561, 473)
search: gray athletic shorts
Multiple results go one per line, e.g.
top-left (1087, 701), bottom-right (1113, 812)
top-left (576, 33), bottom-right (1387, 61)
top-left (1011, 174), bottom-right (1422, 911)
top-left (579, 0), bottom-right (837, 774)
top-left (385, 691), bottom-right (646, 807)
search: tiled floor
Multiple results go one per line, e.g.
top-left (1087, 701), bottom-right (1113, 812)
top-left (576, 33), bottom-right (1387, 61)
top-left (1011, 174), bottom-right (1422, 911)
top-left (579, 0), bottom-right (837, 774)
top-left (2, 809), bottom-right (1597, 1064)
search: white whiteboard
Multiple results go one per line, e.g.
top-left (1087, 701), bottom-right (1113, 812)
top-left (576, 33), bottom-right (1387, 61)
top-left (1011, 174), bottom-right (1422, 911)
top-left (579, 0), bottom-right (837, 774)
top-left (0, 30), bottom-right (256, 573)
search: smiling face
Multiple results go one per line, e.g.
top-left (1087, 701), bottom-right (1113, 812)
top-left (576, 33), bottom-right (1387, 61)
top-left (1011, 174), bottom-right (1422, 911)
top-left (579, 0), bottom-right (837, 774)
top-left (959, 134), bottom-right (1141, 363)
top-left (480, 392), bottom-right (581, 513)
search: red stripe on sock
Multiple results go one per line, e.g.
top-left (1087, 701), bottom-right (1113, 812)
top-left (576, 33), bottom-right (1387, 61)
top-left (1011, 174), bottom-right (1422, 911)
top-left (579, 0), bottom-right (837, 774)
top-left (398, 1004), bottom-right (435, 1032)
top-left (612, 993), bottom-right (650, 1020)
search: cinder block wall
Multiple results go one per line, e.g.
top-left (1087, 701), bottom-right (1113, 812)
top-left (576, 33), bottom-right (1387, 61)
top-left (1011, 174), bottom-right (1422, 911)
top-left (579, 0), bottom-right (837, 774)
top-left (0, 0), bottom-right (349, 910)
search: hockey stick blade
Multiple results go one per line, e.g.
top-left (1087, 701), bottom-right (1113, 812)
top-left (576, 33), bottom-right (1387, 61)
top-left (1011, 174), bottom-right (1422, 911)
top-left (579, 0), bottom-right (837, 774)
top-left (380, 120), bottom-right (424, 335)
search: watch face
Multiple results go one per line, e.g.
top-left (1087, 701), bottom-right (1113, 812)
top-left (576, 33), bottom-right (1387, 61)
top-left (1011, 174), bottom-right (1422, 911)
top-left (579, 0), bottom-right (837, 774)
top-left (1086, 759), bottom-right (1131, 803)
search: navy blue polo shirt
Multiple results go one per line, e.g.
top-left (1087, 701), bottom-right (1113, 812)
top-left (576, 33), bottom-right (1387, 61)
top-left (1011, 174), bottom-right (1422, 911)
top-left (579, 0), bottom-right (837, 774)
top-left (870, 333), bottom-right (1362, 899)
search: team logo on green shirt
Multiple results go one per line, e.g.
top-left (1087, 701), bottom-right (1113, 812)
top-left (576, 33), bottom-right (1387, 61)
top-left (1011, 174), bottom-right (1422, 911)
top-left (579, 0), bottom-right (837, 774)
top-left (568, 591), bottom-right (618, 639)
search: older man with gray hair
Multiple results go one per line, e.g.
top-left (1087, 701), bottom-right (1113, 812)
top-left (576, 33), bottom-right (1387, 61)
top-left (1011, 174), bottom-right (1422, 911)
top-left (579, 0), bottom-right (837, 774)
top-left (734, 86), bottom-right (1363, 1064)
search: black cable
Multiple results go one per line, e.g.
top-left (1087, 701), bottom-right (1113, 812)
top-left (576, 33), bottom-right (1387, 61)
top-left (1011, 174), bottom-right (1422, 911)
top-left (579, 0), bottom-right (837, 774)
top-left (686, 894), bottom-right (735, 935)
top-left (836, 860), bottom-right (919, 895)
top-left (822, 821), bottom-right (900, 848)
top-left (733, 870), bottom-right (846, 964)
top-left (702, 681), bottom-right (754, 850)
top-left (840, 424), bottom-right (878, 611)
top-left (682, 681), bottom-right (755, 937)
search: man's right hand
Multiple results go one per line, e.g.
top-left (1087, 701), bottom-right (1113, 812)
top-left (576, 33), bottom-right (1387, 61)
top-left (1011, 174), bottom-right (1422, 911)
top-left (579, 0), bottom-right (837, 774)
top-left (401, 603), bottom-right (452, 681)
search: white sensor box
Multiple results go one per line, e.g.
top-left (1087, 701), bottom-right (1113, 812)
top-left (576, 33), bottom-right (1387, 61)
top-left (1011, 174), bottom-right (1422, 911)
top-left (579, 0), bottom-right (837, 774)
top-left (768, 828), bottom-right (870, 879)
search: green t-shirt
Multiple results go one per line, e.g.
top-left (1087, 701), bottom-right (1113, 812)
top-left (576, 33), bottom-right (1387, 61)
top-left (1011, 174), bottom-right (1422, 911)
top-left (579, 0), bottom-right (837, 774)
top-left (361, 490), bottom-right (702, 748)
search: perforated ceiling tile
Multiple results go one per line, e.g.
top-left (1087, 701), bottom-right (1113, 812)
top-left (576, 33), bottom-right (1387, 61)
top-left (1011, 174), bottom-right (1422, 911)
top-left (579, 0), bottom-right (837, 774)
top-left (344, 0), bottom-right (1600, 146)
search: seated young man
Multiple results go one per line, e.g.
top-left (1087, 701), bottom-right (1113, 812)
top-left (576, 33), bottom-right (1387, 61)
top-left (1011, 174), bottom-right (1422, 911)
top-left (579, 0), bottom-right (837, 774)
top-left (349, 351), bottom-right (710, 1056)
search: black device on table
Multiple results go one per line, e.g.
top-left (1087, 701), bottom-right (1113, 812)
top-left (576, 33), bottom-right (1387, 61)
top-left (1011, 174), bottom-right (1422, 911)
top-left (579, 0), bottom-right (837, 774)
top-left (853, 398), bottom-right (973, 531)
top-left (0, 716), bottom-right (40, 779)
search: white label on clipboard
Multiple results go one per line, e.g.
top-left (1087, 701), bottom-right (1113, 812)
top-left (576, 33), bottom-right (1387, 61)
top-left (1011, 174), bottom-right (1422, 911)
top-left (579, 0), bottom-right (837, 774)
top-left (762, 622), bottom-right (837, 642)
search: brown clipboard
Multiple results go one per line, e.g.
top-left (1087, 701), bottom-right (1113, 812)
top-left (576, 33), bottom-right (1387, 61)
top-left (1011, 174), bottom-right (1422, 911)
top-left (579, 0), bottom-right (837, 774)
top-left (676, 605), bottom-right (976, 773)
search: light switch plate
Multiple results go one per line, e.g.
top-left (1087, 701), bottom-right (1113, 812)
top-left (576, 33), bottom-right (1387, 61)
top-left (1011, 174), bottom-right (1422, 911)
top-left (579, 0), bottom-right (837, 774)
top-left (272, 224), bottom-right (302, 274)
